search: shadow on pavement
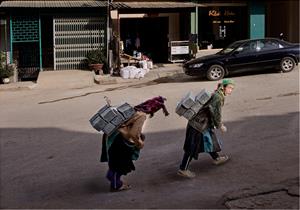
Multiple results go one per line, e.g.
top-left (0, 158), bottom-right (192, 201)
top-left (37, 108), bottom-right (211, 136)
top-left (0, 112), bottom-right (299, 209)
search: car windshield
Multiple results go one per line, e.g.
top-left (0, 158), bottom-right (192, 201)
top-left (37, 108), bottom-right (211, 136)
top-left (218, 41), bottom-right (243, 54)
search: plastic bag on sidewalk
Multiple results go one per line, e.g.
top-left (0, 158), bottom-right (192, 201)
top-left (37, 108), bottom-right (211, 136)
top-left (120, 66), bottom-right (137, 79)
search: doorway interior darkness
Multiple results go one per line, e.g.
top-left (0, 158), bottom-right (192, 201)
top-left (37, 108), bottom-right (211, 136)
top-left (41, 15), bottom-right (54, 70)
top-left (120, 17), bottom-right (169, 63)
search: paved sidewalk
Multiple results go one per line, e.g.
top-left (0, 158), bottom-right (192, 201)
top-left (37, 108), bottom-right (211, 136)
top-left (0, 49), bottom-right (222, 92)
top-left (0, 63), bottom-right (184, 91)
top-left (0, 49), bottom-right (221, 92)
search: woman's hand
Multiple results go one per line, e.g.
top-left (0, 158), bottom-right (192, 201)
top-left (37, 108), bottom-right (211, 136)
top-left (136, 140), bottom-right (144, 149)
top-left (220, 124), bottom-right (227, 133)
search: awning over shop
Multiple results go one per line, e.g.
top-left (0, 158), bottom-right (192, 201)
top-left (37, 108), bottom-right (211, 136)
top-left (0, 0), bottom-right (108, 8)
top-left (111, 1), bottom-right (204, 9)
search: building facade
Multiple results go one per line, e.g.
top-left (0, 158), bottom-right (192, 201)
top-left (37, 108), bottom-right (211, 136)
top-left (194, 0), bottom-right (299, 49)
top-left (265, 0), bottom-right (299, 43)
top-left (0, 0), bottom-right (299, 80)
top-left (0, 0), bottom-right (108, 80)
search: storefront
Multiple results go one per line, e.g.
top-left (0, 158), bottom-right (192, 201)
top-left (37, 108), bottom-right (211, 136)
top-left (0, 1), bottom-right (108, 80)
top-left (197, 3), bottom-right (248, 49)
top-left (111, 1), bottom-right (199, 63)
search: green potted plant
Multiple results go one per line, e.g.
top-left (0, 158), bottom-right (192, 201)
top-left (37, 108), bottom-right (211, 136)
top-left (0, 52), bottom-right (13, 84)
top-left (86, 48), bottom-right (108, 75)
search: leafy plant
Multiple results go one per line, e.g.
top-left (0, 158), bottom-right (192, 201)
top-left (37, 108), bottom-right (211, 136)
top-left (0, 52), bottom-right (13, 79)
top-left (86, 48), bottom-right (107, 65)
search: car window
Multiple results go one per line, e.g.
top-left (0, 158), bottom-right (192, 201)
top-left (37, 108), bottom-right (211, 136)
top-left (260, 40), bottom-right (283, 51)
top-left (236, 41), bottom-right (256, 54)
top-left (218, 41), bottom-right (243, 54)
top-left (256, 41), bottom-right (265, 51)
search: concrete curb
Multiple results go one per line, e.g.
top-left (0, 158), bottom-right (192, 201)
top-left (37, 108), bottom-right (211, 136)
top-left (0, 81), bottom-right (37, 91)
top-left (0, 64), bottom-right (184, 92)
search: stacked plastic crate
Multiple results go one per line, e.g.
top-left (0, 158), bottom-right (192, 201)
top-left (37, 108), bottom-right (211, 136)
top-left (176, 89), bottom-right (211, 120)
top-left (89, 103), bottom-right (136, 135)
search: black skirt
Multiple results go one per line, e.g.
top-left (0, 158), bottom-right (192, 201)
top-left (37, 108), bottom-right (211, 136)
top-left (107, 133), bottom-right (136, 175)
top-left (183, 124), bottom-right (221, 159)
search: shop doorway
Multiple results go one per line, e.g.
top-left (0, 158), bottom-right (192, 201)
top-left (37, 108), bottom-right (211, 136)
top-left (120, 17), bottom-right (169, 63)
top-left (41, 15), bottom-right (54, 70)
top-left (198, 7), bottom-right (248, 49)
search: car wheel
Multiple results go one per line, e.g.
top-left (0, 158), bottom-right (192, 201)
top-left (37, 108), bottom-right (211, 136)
top-left (207, 65), bottom-right (225, 81)
top-left (280, 57), bottom-right (295, 72)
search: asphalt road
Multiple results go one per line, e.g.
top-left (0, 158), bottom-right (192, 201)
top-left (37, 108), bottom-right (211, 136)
top-left (0, 68), bottom-right (299, 209)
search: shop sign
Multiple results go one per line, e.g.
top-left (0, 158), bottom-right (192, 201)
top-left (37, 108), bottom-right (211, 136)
top-left (209, 10), bottom-right (220, 17)
top-left (224, 10), bottom-right (236, 16)
top-left (209, 9), bottom-right (236, 17)
top-left (171, 46), bottom-right (189, 55)
top-left (224, 20), bottom-right (235, 24)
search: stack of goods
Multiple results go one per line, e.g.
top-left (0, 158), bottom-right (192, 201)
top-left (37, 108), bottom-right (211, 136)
top-left (90, 103), bottom-right (136, 135)
top-left (175, 89), bottom-right (211, 120)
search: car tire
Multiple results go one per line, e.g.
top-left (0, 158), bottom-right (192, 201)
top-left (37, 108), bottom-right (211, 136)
top-left (280, 57), bottom-right (295, 73)
top-left (207, 64), bottom-right (225, 81)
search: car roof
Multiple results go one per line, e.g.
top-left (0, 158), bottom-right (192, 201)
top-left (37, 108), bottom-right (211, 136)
top-left (236, 37), bottom-right (282, 44)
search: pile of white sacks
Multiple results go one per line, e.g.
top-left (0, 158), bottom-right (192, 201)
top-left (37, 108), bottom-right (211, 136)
top-left (120, 60), bottom-right (153, 79)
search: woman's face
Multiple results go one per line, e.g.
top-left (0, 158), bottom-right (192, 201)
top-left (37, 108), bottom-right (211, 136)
top-left (224, 84), bottom-right (234, 96)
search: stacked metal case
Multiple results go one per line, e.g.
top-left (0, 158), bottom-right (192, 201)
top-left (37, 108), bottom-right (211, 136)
top-left (175, 89), bottom-right (211, 120)
top-left (89, 103), bottom-right (136, 135)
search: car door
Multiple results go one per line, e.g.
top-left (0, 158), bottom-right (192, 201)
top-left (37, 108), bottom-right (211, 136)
top-left (226, 40), bottom-right (258, 73)
top-left (254, 39), bottom-right (283, 69)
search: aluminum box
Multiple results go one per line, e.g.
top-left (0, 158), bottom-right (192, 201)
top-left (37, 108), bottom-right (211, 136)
top-left (182, 109), bottom-right (196, 120)
top-left (89, 113), bottom-right (107, 132)
top-left (175, 103), bottom-right (188, 116)
top-left (103, 123), bottom-right (116, 135)
top-left (180, 92), bottom-right (196, 109)
top-left (117, 103), bottom-right (136, 120)
top-left (100, 107), bottom-right (119, 122)
top-left (195, 89), bottom-right (211, 105)
top-left (111, 112), bottom-right (125, 126)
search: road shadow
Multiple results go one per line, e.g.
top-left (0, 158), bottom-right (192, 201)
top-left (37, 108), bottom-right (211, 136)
top-left (0, 112), bottom-right (299, 208)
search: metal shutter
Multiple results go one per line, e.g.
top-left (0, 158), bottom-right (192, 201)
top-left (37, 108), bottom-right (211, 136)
top-left (53, 16), bottom-right (106, 70)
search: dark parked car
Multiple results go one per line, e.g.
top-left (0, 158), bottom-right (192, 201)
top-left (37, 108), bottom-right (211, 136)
top-left (184, 38), bottom-right (300, 81)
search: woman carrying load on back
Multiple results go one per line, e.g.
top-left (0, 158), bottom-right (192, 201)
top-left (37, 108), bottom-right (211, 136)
top-left (178, 79), bottom-right (235, 178)
top-left (101, 96), bottom-right (169, 191)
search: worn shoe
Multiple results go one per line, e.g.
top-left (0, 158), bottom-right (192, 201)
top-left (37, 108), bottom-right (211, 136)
top-left (213, 155), bottom-right (230, 165)
top-left (110, 183), bottom-right (131, 192)
top-left (177, 169), bottom-right (196, 178)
